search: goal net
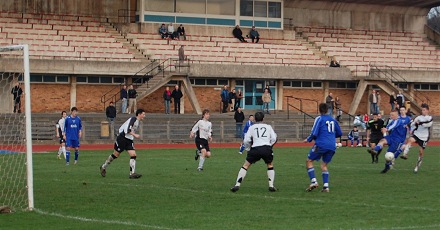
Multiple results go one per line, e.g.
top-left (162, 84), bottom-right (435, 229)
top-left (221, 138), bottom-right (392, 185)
top-left (0, 45), bottom-right (33, 211)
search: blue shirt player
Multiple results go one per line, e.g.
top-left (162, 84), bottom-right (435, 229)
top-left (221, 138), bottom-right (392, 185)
top-left (304, 103), bottom-right (342, 193)
top-left (63, 107), bottom-right (82, 165)
top-left (368, 109), bottom-right (407, 173)
top-left (239, 115), bottom-right (255, 154)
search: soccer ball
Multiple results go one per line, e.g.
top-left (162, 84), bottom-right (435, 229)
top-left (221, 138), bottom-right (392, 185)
top-left (357, 143), bottom-right (363, 147)
top-left (336, 143), bottom-right (342, 148)
top-left (385, 152), bottom-right (395, 162)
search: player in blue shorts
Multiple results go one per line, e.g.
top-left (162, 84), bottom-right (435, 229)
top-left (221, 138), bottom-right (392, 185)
top-left (63, 107), bottom-right (82, 165)
top-left (304, 103), bottom-right (342, 193)
top-left (367, 109), bottom-right (407, 173)
top-left (239, 115), bottom-right (254, 154)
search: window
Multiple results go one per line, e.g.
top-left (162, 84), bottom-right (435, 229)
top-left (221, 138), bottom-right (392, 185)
top-left (207, 0), bottom-right (235, 15)
top-left (206, 79), bottom-right (217, 85)
top-left (284, 81), bottom-right (322, 88)
top-left (189, 78), bottom-right (229, 86)
top-left (218, 79), bottom-right (229, 86)
top-left (254, 1), bottom-right (267, 17)
top-left (77, 76), bottom-right (87, 83)
top-left (236, 80), bottom-right (244, 86)
top-left (397, 83), bottom-right (408, 90)
top-left (329, 81), bottom-right (357, 89)
top-left (76, 76), bottom-right (126, 84)
top-left (240, 0), bottom-right (253, 16)
top-left (30, 74), bottom-right (70, 83)
top-left (414, 83), bottom-right (440, 91)
top-left (88, 77), bottom-right (100, 83)
top-left (268, 2), bottom-right (281, 18)
top-left (145, 0), bottom-right (174, 12)
top-left (30, 75), bottom-right (42, 82)
top-left (176, 0), bottom-right (206, 14)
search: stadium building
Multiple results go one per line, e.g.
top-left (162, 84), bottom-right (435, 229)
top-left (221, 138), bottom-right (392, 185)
top-left (0, 0), bottom-right (439, 116)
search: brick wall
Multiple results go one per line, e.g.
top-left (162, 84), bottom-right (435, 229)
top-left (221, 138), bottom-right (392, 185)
top-left (30, 84), bottom-right (70, 113)
top-left (76, 84), bottom-right (115, 112)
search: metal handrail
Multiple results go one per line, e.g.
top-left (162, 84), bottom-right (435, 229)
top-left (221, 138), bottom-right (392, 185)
top-left (285, 96), bottom-right (319, 116)
top-left (100, 60), bottom-right (158, 109)
top-left (369, 64), bottom-right (431, 105)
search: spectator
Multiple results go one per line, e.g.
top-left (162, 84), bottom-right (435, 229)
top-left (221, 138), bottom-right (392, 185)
top-left (348, 126), bottom-right (360, 147)
top-left (234, 89), bottom-right (243, 110)
top-left (232, 25), bottom-right (247, 43)
top-left (11, 82), bottom-right (23, 113)
top-left (177, 24), bottom-right (186, 40)
top-left (262, 88), bottom-right (271, 114)
top-left (167, 23), bottom-right (176, 40)
top-left (171, 85), bottom-right (183, 114)
top-left (389, 92), bottom-right (396, 111)
top-left (229, 89), bottom-right (236, 112)
top-left (163, 86), bottom-right (172, 114)
top-left (329, 57), bottom-right (340, 67)
top-left (178, 45), bottom-right (185, 65)
top-left (106, 101), bottom-right (117, 125)
top-left (335, 96), bottom-right (342, 122)
top-left (376, 91), bottom-right (381, 114)
top-left (265, 85), bottom-right (272, 96)
top-left (234, 107), bottom-right (245, 138)
top-left (159, 23), bottom-right (168, 39)
top-left (353, 114), bottom-right (366, 130)
top-left (396, 91), bottom-right (405, 108)
top-left (221, 85), bottom-right (229, 113)
top-left (368, 89), bottom-right (377, 114)
top-left (249, 26), bottom-right (260, 43)
top-left (325, 92), bottom-right (334, 116)
top-left (120, 85), bottom-right (127, 113)
top-left (127, 85), bottom-right (137, 114)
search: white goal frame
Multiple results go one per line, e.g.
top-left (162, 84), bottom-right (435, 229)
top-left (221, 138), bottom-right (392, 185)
top-left (0, 44), bottom-right (33, 210)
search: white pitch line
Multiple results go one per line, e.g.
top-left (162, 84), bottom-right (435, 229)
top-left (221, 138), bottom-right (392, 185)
top-left (34, 208), bottom-right (187, 230)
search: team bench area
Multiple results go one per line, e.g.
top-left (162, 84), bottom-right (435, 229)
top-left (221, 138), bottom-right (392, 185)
top-left (339, 131), bottom-right (368, 147)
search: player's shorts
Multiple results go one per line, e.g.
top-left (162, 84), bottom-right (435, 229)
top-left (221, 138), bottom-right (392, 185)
top-left (59, 137), bottom-right (65, 144)
top-left (412, 135), bottom-right (428, 149)
top-left (246, 145), bottom-right (273, 164)
top-left (65, 139), bottom-right (80, 148)
top-left (114, 135), bottom-right (135, 153)
top-left (369, 134), bottom-right (383, 144)
top-left (307, 145), bottom-right (335, 164)
top-left (384, 136), bottom-right (404, 153)
top-left (195, 137), bottom-right (210, 152)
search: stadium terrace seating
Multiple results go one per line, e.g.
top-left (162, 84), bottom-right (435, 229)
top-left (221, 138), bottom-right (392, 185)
top-left (0, 12), bottom-right (136, 62)
top-left (296, 27), bottom-right (440, 76)
top-left (126, 25), bottom-right (327, 67)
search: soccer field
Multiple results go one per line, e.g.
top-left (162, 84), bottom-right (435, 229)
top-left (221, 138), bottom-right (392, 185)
top-left (2, 146), bottom-right (440, 230)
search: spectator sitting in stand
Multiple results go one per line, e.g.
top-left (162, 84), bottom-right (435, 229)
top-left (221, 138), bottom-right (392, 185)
top-left (177, 24), bottom-right (186, 40)
top-left (159, 23), bottom-right (168, 39)
top-left (167, 23), bottom-right (177, 40)
top-left (249, 26), bottom-right (260, 43)
top-left (329, 57), bottom-right (340, 67)
top-left (233, 25), bottom-right (247, 43)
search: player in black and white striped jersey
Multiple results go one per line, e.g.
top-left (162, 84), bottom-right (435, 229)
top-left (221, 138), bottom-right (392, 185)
top-left (190, 109), bottom-right (212, 171)
top-left (231, 111), bottom-right (278, 192)
top-left (55, 111), bottom-right (67, 160)
top-left (100, 109), bottom-right (146, 179)
top-left (399, 103), bottom-right (433, 173)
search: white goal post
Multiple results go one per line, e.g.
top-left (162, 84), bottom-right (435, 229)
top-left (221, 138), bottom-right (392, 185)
top-left (0, 44), bottom-right (33, 211)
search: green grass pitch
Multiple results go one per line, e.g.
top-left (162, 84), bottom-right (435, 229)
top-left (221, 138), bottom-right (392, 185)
top-left (2, 146), bottom-right (440, 230)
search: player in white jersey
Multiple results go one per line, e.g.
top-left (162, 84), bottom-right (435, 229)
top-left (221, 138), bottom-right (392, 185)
top-left (399, 104), bottom-right (432, 173)
top-left (55, 111), bottom-right (67, 160)
top-left (231, 112), bottom-right (277, 192)
top-left (190, 109), bottom-right (212, 171)
top-left (100, 109), bottom-right (146, 179)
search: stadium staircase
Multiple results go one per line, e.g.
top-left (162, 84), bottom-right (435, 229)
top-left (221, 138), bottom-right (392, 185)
top-left (99, 20), bottom-right (148, 61)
